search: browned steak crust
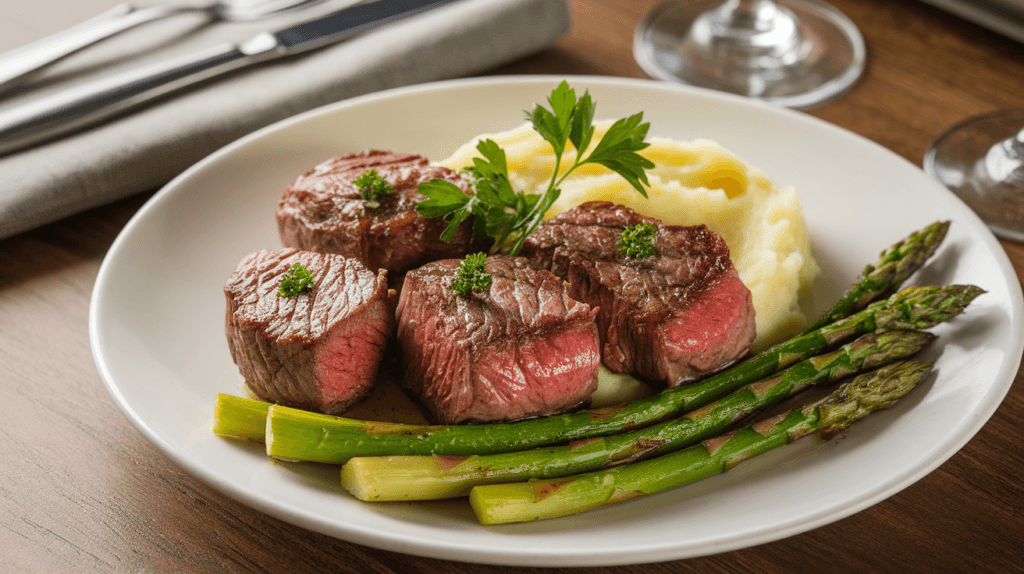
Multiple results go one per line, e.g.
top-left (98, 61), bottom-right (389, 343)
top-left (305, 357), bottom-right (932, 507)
top-left (520, 201), bottom-right (756, 386)
top-left (277, 150), bottom-right (485, 277)
top-left (224, 248), bottom-right (393, 414)
top-left (396, 255), bottom-right (601, 424)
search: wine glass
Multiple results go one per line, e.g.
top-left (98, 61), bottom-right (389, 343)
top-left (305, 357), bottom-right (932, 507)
top-left (924, 110), bottom-right (1024, 242)
top-left (633, 0), bottom-right (866, 109)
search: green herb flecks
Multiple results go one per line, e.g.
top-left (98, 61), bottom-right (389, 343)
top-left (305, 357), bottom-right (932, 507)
top-left (416, 81), bottom-right (655, 256)
top-left (452, 253), bottom-right (492, 298)
top-left (618, 221), bottom-right (657, 259)
top-left (354, 169), bottom-right (395, 208)
top-left (278, 263), bottom-right (314, 297)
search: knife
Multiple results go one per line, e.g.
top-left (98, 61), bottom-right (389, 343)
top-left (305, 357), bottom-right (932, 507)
top-left (0, 0), bottom-right (459, 157)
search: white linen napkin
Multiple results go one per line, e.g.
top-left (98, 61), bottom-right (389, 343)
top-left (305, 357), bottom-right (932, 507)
top-left (0, 0), bottom-right (572, 240)
top-left (917, 0), bottom-right (1024, 44)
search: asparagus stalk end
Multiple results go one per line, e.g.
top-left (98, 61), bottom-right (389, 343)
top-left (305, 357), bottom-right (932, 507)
top-left (213, 394), bottom-right (271, 442)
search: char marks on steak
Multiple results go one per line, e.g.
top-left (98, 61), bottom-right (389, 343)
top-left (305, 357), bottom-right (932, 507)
top-left (396, 255), bottom-right (601, 424)
top-left (225, 248), bottom-right (394, 415)
top-left (277, 150), bottom-right (485, 278)
top-left (520, 201), bottom-right (756, 387)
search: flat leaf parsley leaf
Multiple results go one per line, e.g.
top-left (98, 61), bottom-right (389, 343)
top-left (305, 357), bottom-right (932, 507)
top-left (354, 169), bottom-right (395, 208)
top-left (618, 221), bottom-right (657, 259)
top-left (278, 263), bottom-right (314, 297)
top-left (415, 81), bottom-right (655, 256)
top-left (452, 253), bottom-right (492, 298)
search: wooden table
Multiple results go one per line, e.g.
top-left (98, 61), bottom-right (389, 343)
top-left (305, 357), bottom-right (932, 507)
top-left (3, 0), bottom-right (1023, 571)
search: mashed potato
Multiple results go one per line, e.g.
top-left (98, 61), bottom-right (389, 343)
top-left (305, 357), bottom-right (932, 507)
top-left (440, 121), bottom-right (818, 352)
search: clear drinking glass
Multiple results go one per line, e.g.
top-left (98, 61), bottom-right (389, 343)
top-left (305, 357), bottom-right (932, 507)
top-left (633, 0), bottom-right (866, 109)
top-left (924, 110), bottom-right (1024, 242)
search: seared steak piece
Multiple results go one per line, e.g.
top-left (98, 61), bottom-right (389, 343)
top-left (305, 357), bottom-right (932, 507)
top-left (277, 150), bottom-right (484, 277)
top-left (224, 248), bottom-right (393, 415)
top-left (520, 201), bottom-right (756, 387)
top-left (396, 255), bottom-right (601, 424)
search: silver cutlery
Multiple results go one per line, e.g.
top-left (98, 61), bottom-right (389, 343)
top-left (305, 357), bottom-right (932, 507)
top-left (0, 0), bottom-right (330, 91)
top-left (0, 0), bottom-right (458, 156)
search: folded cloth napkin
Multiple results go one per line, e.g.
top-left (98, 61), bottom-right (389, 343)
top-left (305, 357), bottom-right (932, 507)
top-left (0, 0), bottom-right (572, 240)
top-left (917, 0), bottom-right (1024, 44)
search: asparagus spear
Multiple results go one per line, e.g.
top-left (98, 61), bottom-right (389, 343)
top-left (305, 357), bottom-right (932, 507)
top-left (266, 284), bottom-right (980, 463)
top-left (213, 394), bottom-right (272, 442)
top-left (469, 360), bottom-right (932, 525)
top-left (340, 330), bottom-right (935, 501)
top-left (801, 221), bottom-right (950, 335)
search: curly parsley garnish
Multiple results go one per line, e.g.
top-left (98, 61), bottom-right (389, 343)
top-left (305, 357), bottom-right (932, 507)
top-left (618, 221), bottom-right (657, 259)
top-left (416, 81), bottom-right (654, 256)
top-left (451, 253), bottom-right (492, 298)
top-left (278, 263), bottom-right (314, 297)
top-left (354, 169), bottom-right (395, 208)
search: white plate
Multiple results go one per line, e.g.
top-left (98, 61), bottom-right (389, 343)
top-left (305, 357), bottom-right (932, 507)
top-left (89, 76), bottom-right (1024, 567)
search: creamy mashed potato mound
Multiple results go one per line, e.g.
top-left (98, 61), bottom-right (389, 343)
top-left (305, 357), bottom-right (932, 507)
top-left (440, 120), bottom-right (819, 353)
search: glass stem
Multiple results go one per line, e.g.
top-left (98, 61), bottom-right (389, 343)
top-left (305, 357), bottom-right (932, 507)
top-left (985, 127), bottom-right (1024, 183)
top-left (1011, 128), bottom-right (1024, 156)
top-left (633, 0), bottom-right (866, 107)
top-left (692, 0), bottom-right (803, 65)
top-left (717, 0), bottom-right (785, 32)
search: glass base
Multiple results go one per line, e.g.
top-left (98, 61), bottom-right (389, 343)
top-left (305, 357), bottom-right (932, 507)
top-left (634, 0), bottom-right (866, 109)
top-left (924, 109), bottom-right (1024, 243)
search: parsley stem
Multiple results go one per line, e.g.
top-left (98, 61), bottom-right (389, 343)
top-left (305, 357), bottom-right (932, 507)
top-left (508, 151), bottom-right (589, 256)
top-left (415, 82), bottom-right (653, 257)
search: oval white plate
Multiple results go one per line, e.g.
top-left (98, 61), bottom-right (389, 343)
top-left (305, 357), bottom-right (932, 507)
top-left (89, 76), bottom-right (1023, 567)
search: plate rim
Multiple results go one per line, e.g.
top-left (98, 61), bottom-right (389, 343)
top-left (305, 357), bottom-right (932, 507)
top-left (89, 74), bottom-right (1024, 567)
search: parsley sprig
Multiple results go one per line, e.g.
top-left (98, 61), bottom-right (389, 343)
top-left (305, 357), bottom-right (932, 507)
top-left (354, 169), bottom-right (395, 208)
top-left (618, 221), bottom-right (657, 259)
top-left (278, 263), bottom-right (314, 297)
top-left (451, 253), bottom-right (492, 298)
top-left (416, 81), bottom-right (655, 256)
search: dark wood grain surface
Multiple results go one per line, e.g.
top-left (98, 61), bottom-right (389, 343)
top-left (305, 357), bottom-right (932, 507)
top-left (3, 0), bottom-right (1024, 571)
